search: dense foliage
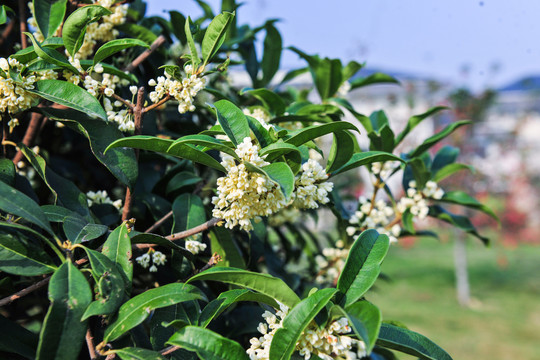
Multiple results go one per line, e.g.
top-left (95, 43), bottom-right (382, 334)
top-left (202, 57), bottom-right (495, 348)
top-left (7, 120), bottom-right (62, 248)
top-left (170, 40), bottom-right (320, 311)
top-left (0, 1), bottom-right (496, 359)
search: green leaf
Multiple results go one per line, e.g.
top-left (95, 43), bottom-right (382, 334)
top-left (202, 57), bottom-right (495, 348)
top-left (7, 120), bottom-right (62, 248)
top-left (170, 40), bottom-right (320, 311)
top-left (202, 12), bottom-right (234, 65)
top-left (41, 205), bottom-right (73, 222)
top-left (285, 121), bottom-right (358, 147)
top-left (63, 5), bottom-right (111, 56)
top-left (260, 142), bottom-right (301, 162)
top-left (93, 38), bottom-right (149, 66)
top-left (332, 301), bottom-right (381, 353)
top-left (167, 326), bottom-right (249, 360)
top-left (29, 80), bottom-right (107, 120)
top-left (326, 130), bottom-right (354, 173)
top-left (116, 23), bottom-right (158, 45)
top-left (33, 0), bottom-right (68, 39)
top-left (168, 134), bottom-right (239, 160)
top-left (330, 151), bottom-right (404, 177)
top-left (349, 72), bottom-right (399, 90)
top-left (199, 289), bottom-right (279, 327)
top-left (130, 232), bottom-right (195, 261)
top-left (214, 99), bottom-right (250, 146)
top-left (408, 157), bottom-right (431, 189)
top-left (0, 233), bottom-right (56, 276)
top-left (431, 146), bottom-right (459, 173)
top-left (209, 227), bottom-right (245, 268)
top-left (428, 205), bottom-right (489, 244)
top-left (395, 106), bottom-right (448, 146)
top-left (401, 208), bottom-right (415, 234)
top-left (38, 107), bottom-right (138, 189)
top-left (150, 301), bottom-right (200, 349)
top-left (342, 60), bottom-right (363, 80)
top-left (0, 158), bottom-right (16, 186)
top-left (172, 194), bottom-right (207, 232)
top-left (0, 6), bottom-right (8, 25)
top-left (242, 88), bottom-right (286, 116)
top-left (261, 22), bottom-right (282, 86)
top-left (0, 180), bottom-right (53, 235)
top-left (262, 162), bottom-right (295, 201)
top-left (377, 323), bottom-right (453, 360)
top-left (269, 288), bottom-right (338, 360)
top-left (36, 261), bottom-right (92, 360)
top-left (432, 163), bottom-right (473, 182)
top-left (409, 120), bottom-right (471, 158)
top-left (81, 248), bottom-right (126, 320)
top-left (106, 136), bottom-right (226, 173)
top-left (185, 16), bottom-right (201, 69)
top-left (439, 191), bottom-right (498, 222)
top-left (115, 348), bottom-right (167, 360)
top-left (25, 32), bottom-right (79, 73)
top-left (166, 171), bottom-right (202, 195)
top-left (337, 230), bottom-right (390, 307)
top-left (187, 267), bottom-right (301, 308)
top-left (169, 11), bottom-right (187, 44)
top-left (19, 143), bottom-right (91, 218)
top-left (103, 283), bottom-right (205, 342)
top-left (0, 314), bottom-right (38, 359)
top-left (11, 37), bottom-right (64, 63)
top-left (102, 223), bottom-right (133, 283)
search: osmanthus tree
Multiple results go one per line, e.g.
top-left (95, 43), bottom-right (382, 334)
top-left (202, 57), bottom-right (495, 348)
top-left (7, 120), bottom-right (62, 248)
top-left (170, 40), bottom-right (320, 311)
top-left (0, 1), bottom-right (497, 359)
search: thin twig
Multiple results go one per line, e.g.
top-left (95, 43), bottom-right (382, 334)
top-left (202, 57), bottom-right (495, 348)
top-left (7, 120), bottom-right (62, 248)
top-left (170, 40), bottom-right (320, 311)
top-left (160, 345), bottom-right (180, 356)
top-left (124, 35), bottom-right (166, 73)
top-left (0, 20), bottom-right (15, 47)
top-left (0, 276), bottom-right (50, 307)
top-left (111, 93), bottom-right (135, 111)
top-left (86, 328), bottom-right (98, 360)
top-left (143, 94), bottom-right (171, 113)
top-left (166, 217), bottom-right (221, 241)
top-left (12, 112), bottom-right (43, 164)
top-left (122, 87), bottom-right (145, 222)
top-left (18, 0), bottom-right (28, 49)
top-left (144, 210), bottom-right (173, 233)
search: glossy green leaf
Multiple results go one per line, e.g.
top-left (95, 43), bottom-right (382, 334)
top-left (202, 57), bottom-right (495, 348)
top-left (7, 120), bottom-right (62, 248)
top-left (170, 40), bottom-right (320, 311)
top-left (169, 11), bottom-right (187, 44)
top-left (262, 162), bottom-right (295, 200)
top-left (166, 171), bottom-right (202, 195)
top-left (25, 32), bottom-right (79, 73)
top-left (168, 134), bottom-right (239, 160)
top-left (116, 23), bottom-right (158, 45)
top-left (185, 16), bottom-right (201, 69)
top-left (0, 314), bottom-right (38, 359)
top-left (214, 99), bottom-right (250, 146)
top-left (432, 163), bottom-right (473, 182)
top-left (209, 227), bottom-right (245, 268)
top-left (429, 205), bottom-right (489, 244)
top-left (202, 12), bottom-right (234, 65)
top-left (115, 348), bottom-right (166, 360)
top-left (349, 72), bottom-right (399, 90)
top-left (150, 301), bottom-right (200, 349)
top-left (330, 151), bottom-right (404, 177)
top-left (104, 283), bottom-right (205, 342)
top-left (409, 120), bottom-right (471, 158)
top-left (401, 208), bottom-right (415, 234)
top-left (172, 194), bottom-right (206, 232)
top-left (279, 67), bottom-right (309, 85)
top-left (93, 38), bottom-right (149, 66)
top-left (337, 230), bottom-right (390, 307)
top-left (0, 180), bottom-right (53, 235)
top-left (377, 323), bottom-right (452, 360)
top-left (36, 261), bottom-right (92, 360)
top-left (63, 5), bottom-right (111, 56)
top-left (130, 233), bottom-right (194, 261)
top-left (199, 289), bottom-right (279, 327)
top-left (106, 135), bottom-right (226, 172)
top-left (33, 0), bottom-right (67, 39)
top-left (0, 6), bottom-right (8, 25)
top-left (242, 88), bottom-right (286, 116)
top-left (327, 130), bottom-right (355, 173)
top-left (41, 205), bottom-right (73, 222)
top-left (167, 326), bottom-right (249, 360)
top-left (260, 142), bottom-right (301, 162)
top-left (187, 267), bottom-right (301, 308)
top-left (439, 191), bottom-right (498, 222)
top-left (0, 158), bottom-right (16, 186)
top-left (81, 248), bottom-right (126, 320)
top-left (30, 80), bottom-right (107, 120)
top-left (11, 37), bottom-right (64, 63)
top-left (342, 60), bottom-right (363, 80)
top-left (285, 121), bottom-right (358, 147)
top-left (345, 301), bottom-right (381, 353)
top-left (0, 233), bottom-right (56, 276)
top-left (246, 115), bottom-right (273, 148)
top-left (408, 157), bottom-right (431, 189)
top-left (269, 288), bottom-right (338, 360)
top-left (102, 223), bottom-right (133, 283)
top-left (395, 106), bottom-right (448, 146)
top-left (261, 22), bottom-right (282, 86)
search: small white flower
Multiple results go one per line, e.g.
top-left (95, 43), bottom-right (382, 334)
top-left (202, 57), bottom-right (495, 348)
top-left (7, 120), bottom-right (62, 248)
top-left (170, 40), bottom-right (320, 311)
top-left (129, 86), bottom-right (138, 95)
top-left (94, 63), bottom-right (104, 73)
top-left (104, 88), bottom-right (114, 97)
top-left (149, 265), bottom-right (158, 272)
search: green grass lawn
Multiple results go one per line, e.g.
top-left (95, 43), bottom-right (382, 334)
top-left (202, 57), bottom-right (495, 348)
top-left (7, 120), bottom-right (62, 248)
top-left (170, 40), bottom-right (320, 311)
top-left (367, 236), bottom-right (540, 360)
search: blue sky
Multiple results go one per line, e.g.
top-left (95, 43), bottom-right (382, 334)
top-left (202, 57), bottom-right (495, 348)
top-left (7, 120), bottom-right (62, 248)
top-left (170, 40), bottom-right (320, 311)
top-left (147, 0), bottom-right (540, 91)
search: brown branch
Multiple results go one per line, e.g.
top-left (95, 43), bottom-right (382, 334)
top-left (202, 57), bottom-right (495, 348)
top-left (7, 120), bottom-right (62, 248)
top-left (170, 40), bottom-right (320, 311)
top-left (166, 217), bottom-right (221, 241)
top-left (160, 345), bottom-right (180, 356)
top-left (111, 93), bottom-right (135, 111)
top-left (86, 328), bottom-right (98, 360)
top-left (18, 0), bottom-right (28, 49)
top-left (124, 35), bottom-right (166, 73)
top-left (12, 112), bottom-right (43, 164)
top-left (0, 276), bottom-right (50, 307)
top-left (144, 210), bottom-right (173, 233)
top-left (143, 94), bottom-right (171, 113)
top-left (0, 20), bottom-right (15, 47)
top-left (122, 87), bottom-right (144, 222)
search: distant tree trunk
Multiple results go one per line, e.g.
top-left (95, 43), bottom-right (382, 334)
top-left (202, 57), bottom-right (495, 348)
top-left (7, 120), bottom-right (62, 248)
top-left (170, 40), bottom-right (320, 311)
top-left (454, 230), bottom-right (471, 306)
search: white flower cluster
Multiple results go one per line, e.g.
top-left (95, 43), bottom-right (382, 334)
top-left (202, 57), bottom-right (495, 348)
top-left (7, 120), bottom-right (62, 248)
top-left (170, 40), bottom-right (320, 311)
top-left (148, 65), bottom-right (206, 114)
top-left (347, 197), bottom-right (401, 243)
top-left (396, 180), bottom-right (444, 219)
top-left (86, 190), bottom-right (122, 210)
top-left (212, 137), bottom-right (287, 231)
top-left (247, 303), bottom-right (366, 360)
top-left (337, 81), bottom-right (351, 98)
top-left (29, 0), bottom-right (127, 59)
top-left (314, 240), bottom-right (349, 285)
top-left (103, 98), bottom-right (133, 131)
top-left (292, 159), bottom-right (334, 209)
top-left (136, 250), bottom-right (166, 272)
top-left (371, 161), bottom-right (395, 179)
top-left (0, 58), bottom-right (56, 127)
top-left (185, 238), bottom-right (207, 255)
top-left (243, 108), bottom-right (274, 131)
